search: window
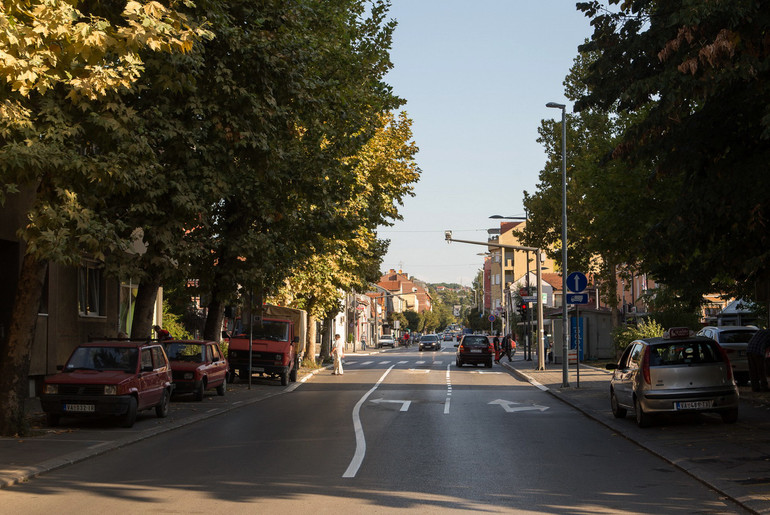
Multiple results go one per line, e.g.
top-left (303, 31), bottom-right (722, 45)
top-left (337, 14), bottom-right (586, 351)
top-left (78, 260), bottom-right (105, 317)
top-left (211, 345), bottom-right (221, 361)
top-left (141, 349), bottom-right (153, 370)
top-left (151, 347), bottom-right (166, 369)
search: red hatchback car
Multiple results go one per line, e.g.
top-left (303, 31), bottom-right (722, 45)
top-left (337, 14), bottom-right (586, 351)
top-left (41, 340), bottom-right (173, 427)
top-left (163, 340), bottom-right (228, 401)
top-left (455, 334), bottom-right (494, 368)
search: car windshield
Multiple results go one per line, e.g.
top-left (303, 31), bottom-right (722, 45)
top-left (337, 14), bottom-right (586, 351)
top-left (164, 343), bottom-right (203, 362)
top-left (719, 331), bottom-right (756, 344)
top-left (238, 320), bottom-right (290, 341)
top-left (65, 346), bottom-right (138, 372)
top-left (463, 336), bottom-right (488, 346)
top-left (649, 341), bottom-right (723, 366)
top-left (423, 335), bottom-right (438, 342)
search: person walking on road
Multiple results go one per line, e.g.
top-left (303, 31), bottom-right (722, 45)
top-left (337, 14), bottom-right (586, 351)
top-left (747, 329), bottom-right (770, 391)
top-left (493, 331), bottom-right (502, 363)
top-left (332, 334), bottom-right (345, 375)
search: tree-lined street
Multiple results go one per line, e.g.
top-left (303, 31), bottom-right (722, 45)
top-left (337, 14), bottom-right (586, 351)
top-left (1, 344), bottom-right (750, 513)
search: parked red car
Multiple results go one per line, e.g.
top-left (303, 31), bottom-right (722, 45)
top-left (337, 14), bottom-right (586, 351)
top-left (41, 340), bottom-right (173, 427)
top-left (163, 340), bottom-right (228, 401)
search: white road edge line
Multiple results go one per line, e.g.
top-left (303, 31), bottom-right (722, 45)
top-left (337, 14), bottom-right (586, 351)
top-left (342, 365), bottom-right (396, 479)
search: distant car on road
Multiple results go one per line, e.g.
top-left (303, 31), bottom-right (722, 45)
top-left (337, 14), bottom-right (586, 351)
top-left (606, 327), bottom-right (739, 427)
top-left (379, 335), bottom-right (396, 348)
top-left (419, 334), bottom-right (442, 351)
top-left (696, 326), bottom-right (757, 386)
top-left (443, 333), bottom-right (453, 342)
top-left (41, 340), bottom-right (173, 428)
top-left (455, 334), bottom-right (494, 368)
top-left (163, 340), bottom-right (228, 401)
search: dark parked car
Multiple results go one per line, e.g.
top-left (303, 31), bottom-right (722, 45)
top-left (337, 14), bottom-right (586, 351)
top-left (419, 334), bottom-right (441, 351)
top-left (607, 327), bottom-right (739, 427)
top-left (455, 334), bottom-right (494, 368)
top-left (163, 340), bottom-right (228, 401)
top-left (41, 340), bottom-right (174, 428)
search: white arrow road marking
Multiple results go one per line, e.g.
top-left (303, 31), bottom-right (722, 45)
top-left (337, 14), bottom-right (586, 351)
top-left (488, 399), bottom-right (550, 413)
top-left (343, 365), bottom-right (395, 479)
top-left (370, 399), bottom-right (411, 412)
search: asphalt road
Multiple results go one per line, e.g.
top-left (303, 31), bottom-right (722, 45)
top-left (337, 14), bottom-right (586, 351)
top-left (0, 344), bottom-right (747, 514)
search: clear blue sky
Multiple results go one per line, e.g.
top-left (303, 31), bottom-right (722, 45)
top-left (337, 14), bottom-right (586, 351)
top-left (378, 1), bottom-right (593, 286)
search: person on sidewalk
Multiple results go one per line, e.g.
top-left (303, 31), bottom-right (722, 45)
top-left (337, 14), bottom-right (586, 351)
top-left (332, 333), bottom-right (345, 375)
top-left (493, 332), bottom-right (501, 363)
top-left (501, 334), bottom-right (513, 362)
top-left (747, 329), bottom-right (770, 391)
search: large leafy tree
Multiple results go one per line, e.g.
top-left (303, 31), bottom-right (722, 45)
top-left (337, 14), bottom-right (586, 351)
top-left (576, 0), bottom-right (770, 304)
top-left (0, 0), bottom-right (206, 435)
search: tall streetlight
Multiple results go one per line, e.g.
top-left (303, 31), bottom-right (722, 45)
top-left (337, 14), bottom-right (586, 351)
top-left (547, 101), bottom-right (569, 388)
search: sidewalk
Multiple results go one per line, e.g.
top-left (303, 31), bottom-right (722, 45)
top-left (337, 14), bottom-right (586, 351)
top-left (503, 356), bottom-right (770, 514)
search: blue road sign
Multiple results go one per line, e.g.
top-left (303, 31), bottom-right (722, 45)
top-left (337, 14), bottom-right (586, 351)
top-left (567, 271), bottom-right (588, 293)
top-left (566, 293), bottom-right (589, 304)
top-left (488, 314), bottom-right (496, 322)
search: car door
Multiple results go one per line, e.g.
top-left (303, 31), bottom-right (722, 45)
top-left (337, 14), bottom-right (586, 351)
top-left (138, 348), bottom-right (159, 409)
top-left (614, 342), bottom-right (642, 408)
top-left (209, 344), bottom-right (226, 386)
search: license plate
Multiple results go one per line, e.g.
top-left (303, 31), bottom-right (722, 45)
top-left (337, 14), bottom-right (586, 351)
top-left (470, 349), bottom-right (482, 353)
top-left (252, 367), bottom-right (264, 372)
top-left (675, 400), bottom-right (713, 410)
top-left (64, 404), bottom-right (95, 413)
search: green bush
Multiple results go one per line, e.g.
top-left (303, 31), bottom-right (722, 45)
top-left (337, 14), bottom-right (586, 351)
top-left (612, 320), bottom-right (665, 354)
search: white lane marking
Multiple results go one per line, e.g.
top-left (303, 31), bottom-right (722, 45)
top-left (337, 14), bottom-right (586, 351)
top-left (444, 364), bottom-right (452, 414)
top-left (407, 369), bottom-right (430, 373)
top-left (360, 361), bottom-right (374, 366)
top-left (488, 399), bottom-right (550, 413)
top-left (343, 365), bottom-right (396, 478)
top-left (434, 361), bottom-right (443, 365)
top-left (398, 361), bottom-right (408, 364)
top-left (378, 361), bottom-right (391, 364)
top-left (371, 399), bottom-right (411, 411)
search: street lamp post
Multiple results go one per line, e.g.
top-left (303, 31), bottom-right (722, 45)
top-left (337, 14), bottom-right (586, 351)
top-left (547, 101), bottom-right (569, 388)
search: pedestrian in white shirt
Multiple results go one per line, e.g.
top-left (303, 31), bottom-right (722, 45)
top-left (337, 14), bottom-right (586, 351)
top-left (332, 334), bottom-right (345, 375)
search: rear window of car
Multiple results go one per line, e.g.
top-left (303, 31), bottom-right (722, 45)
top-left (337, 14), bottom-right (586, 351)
top-left (649, 341), bottom-right (723, 366)
top-left (462, 336), bottom-right (488, 346)
top-left (165, 343), bottom-right (204, 362)
top-left (718, 330), bottom-right (756, 344)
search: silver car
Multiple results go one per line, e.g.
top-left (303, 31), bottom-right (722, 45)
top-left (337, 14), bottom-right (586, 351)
top-left (607, 328), bottom-right (739, 427)
top-left (696, 326), bottom-right (757, 386)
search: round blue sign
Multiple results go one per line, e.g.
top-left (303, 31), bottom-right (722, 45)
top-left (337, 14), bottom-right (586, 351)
top-left (567, 272), bottom-right (588, 293)
top-left (488, 314), bottom-right (496, 322)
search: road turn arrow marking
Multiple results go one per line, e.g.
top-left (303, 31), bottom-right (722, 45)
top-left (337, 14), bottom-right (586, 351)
top-left (488, 399), bottom-right (549, 413)
top-left (371, 399), bottom-right (411, 412)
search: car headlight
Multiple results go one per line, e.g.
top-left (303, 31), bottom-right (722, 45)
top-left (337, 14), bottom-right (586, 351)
top-left (44, 384), bottom-right (58, 395)
top-left (184, 372), bottom-right (193, 380)
top-left (275, 354), bottom-right (283, 361)
top-left (104, 385), bottom-right (117, 395)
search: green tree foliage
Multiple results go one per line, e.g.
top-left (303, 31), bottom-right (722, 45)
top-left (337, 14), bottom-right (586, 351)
top-left (0, 0), bottom-right (207, 437)
top-left (611, 320), bottom-right (664, 354)
top-left (576, 0), bottom-right (770, 302)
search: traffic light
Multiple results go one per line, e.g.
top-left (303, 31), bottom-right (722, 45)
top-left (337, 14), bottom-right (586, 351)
top-left (519, 302), bottom-right (528, 317)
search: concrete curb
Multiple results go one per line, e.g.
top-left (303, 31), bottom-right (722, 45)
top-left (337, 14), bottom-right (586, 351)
top-left (500, 360), bottom-right (758, 515)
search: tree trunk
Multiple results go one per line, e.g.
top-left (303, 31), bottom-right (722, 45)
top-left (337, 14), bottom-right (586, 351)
top-left (305, 313), bottom-right (317, 364)
top-left (203, 297), bottom-right (225, 342)
top-left (0, 253), bottom-right (47, 436)
top-left (131, 279), bottom-right (160, 339)
top-left (319, 315), bottom-right (333, 362)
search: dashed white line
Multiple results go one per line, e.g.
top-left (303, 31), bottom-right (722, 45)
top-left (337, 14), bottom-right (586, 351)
top-left (444, 364), bottom-right (452, 414)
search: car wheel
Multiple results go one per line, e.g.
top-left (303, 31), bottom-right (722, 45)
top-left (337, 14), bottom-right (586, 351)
top-left (610, 389), bottom-right (627, 418)
top-left (485, 360), bottom-right (493, 368)
top-left (239, 368), bottom-right (249, 380)
top-left (281, 369), bottom-right (289, 386)
top-left (122, 396), bottom-right (138, 428)
top-left (290, 364), bottom-right (298, 382)
top-left (634, 396), bottom-right (652, 428)
top-left (721, 408), bottom-right (739, 424)
top-left (156, 389), bottom-right (170, 418)
top-left (216, 377), bottom-right (226, 396)
top-left (456, 359), bottom-right (462, 367)
top-left (193, 381), bottom-right (205, 401)
top-left (46, 413), bottom-right (60, 427)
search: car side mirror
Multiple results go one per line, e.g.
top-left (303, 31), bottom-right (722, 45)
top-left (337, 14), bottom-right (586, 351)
top-left (57, 364), bottom-right (64, 371)
top-left (293, 336), bottom-right (300, 343)
top-left (454, 344), bottom-right (459, 347)
top-left (605, 363), bottom-right (619, 370)
top-left (142, 365), bottom-right (154, 373)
